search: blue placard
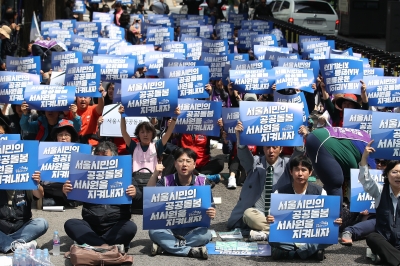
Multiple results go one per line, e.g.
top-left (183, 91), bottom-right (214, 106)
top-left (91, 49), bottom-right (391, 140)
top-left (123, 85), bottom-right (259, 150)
top-left (82, 54), bottom-right (94, 64)
top-left (227, 54), bottom-right (250, 62)
top-left (222, 108), bottom-right (239, 142)
top-left (269, 194), bottom-right (340, 244)
top-left (163, 66), bottom-right (209, 98)
top-left (274, 67), bottom-right (314, 93)
top-left (65, 63), bottom-right (101, 97)
top-left (0, 134), bottom-right (20, 140)
top-left (24, 85), bottom-right (75, 111)
top-left (371, 111), bottom-right (400, 159)
top-left (109, 44), bottom-right (153, 67)
top-left (364, 76), bottom-right (400, 107)
top-left (241, 20), bottom-right (252, 30)
top-left (38, 142), bottom-right (92, 183)
top-left (299, 35), bottom-right (326, 47)
top-left (231, 60), bottom-right (272, 70)
top-left (170, 13), bottom-right (187, 27)
top-left (364, 68), bottom-right (385, 77)
top-left (215, 23), bottom-right (234, 40)
top-left (152, 17), bottom-right (173, 27)
top-left (206, 243), bottom-right (270, 256)
top-left (104, 25), bottom-right (125, 39)
top-left (121, 78), bottom-right (178, 117)
top-left (6, 56), bottom-right (41, 75)
top-left (54, 19), bottom-right (76, 31)
top-left (251, 34), bottom-right (278, 47)
top-left (40, 22), bottom-right (61, 38)
top-left (237, 30), bottom-right (258, 50)
top-left (302, 40), bottom-right (335, 54)
top-left (278, 58), bottom-right (319, 84)
top-left (202, 52), bottom-right (228, 80)
top-left (73, 0), bottom-right (86, 14)
top-left (263, 51), bottom-right (299, 66)
top-left (229, 69), bottom-right (275, 94)
top-left (145, 52), bottom-right (185, 76)
top-left (143, 186), bottom-right (211, 230)
top-left (0, 140), bottom-right (39, 190)
top-left (92, 12), bottom-right (114, 23)
top-left (274, 91), bottom-right (309, 126)
top-left (93, 56), bottom-right (136, 81)
top-left (228, 13), bottom-right (246, 27)
top-left (146, 27), bottom-right (174, 46)
top-left (330, 48), bottom-right (353, 56)
top-left (163, 58), bottom-right (205, 68)
top-left (174, 99), bottom-right (222, 137)
top-left (238, 101), bottom-right (303, 146)
top-left (183, 40), bottom-right (202, 60)
top-left (180, 19), bottom-right (204, 27)
top-left (76, 22), bottom-right (102, 39)
top-left (98, 38), bottom-right (120, 54)
top-left (67, 152), bottom-right (133, 204)
top-left (343, 109), bottom-right (372, 136)
top-left (180, 26), bottom-right (200, 37)
top-left (180, 34), bottom-right (202, 42)
top-left (350, 168), bottom-right (383, 213)
top-left (319, 59), bottom-right (364, 94)
top-left (0, 72), bottom-right (41, 104)
top-left (202, 39), bottom-right (228, 55)
top-left (52, 51), bottom-right (83, 72)
top-left (70, 36), bottom-right (99, 54)
top-left (48, 29), bottom-right (73, 47)
top-left (161, 42), bottom-right (187, 57)
top-left (251, 20), bottom-right (273, 33)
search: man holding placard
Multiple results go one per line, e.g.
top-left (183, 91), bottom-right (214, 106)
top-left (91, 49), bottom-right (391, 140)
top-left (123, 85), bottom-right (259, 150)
top-left (146, 148), bottom-right (215, 259)
top-left (267, 155), bottom-right (341, 261)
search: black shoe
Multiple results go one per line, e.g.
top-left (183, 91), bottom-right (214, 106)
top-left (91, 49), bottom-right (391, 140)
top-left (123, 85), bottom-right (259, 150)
top-left (316, 249), bottom-right (325, 261)
top-left (188, 246), bottom-right (208, 259)
top-left (271, 247), bottom-right (292, 260)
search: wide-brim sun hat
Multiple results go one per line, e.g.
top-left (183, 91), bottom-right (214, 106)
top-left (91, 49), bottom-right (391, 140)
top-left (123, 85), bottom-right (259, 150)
top-left (335, 93), bottom-right (361, 109)
top-left (51, 119), bottom-right (79, 142)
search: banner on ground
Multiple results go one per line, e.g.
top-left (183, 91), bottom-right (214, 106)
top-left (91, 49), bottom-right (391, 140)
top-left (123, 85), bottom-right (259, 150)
top-left (67, 152), bottom-right (132, 204)
top-left (39, 142), bottom-right (92, 183)
top-left (343, 109), bottom-right (372, 136)
top-left (238, 101), bottom-right (303, 146)
top-left (269, 194), bottom-right (340, 244)
top-left (350, 168), bottom-right (383, 213)
top-left (143, 186), bottom-right (212, 230)
top-left (174, 99), bottom-right (222, 137)
top-left (0, 140), bottom-right (38, 190)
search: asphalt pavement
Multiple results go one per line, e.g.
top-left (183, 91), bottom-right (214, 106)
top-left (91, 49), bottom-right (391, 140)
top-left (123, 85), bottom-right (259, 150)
top-left (22, 148), bottom-right (376, 266)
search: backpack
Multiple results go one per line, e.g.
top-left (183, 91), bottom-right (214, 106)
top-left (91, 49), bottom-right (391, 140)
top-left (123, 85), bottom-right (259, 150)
top-left (65, 244), bottom-right (133, 266)
top-left (119, 10), bottom-right (131, 25)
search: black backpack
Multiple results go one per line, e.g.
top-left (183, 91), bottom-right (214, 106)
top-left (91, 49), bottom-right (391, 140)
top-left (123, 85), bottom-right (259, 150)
top-left (119, 10), bottom-right (131, 26)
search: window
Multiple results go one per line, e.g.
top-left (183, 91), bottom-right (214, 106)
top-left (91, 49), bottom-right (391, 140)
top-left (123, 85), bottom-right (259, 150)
top-left (272, 1), bottom-right (283, 12)
top-left (280, 1), bottom-right (290, 10)
top-left (294, 1), bottom-right (335, 14)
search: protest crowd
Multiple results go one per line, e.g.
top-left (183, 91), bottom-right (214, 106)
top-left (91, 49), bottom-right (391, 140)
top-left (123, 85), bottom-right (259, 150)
top-left (0, 0), bottom-right (399, 264)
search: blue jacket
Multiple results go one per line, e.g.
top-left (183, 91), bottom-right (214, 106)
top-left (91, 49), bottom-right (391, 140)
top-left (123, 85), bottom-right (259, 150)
top-left (20, 114), bottom-right (81, 141)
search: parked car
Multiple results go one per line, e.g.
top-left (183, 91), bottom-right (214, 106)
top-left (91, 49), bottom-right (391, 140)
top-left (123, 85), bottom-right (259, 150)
top-left (270, 0), bottom-right (339, 36)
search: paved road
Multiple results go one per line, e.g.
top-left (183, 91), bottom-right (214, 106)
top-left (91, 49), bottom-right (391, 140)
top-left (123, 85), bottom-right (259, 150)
top-left (22, 149), bottom-right (376, 266)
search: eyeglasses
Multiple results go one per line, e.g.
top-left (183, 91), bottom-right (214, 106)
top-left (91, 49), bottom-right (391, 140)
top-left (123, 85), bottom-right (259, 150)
top-left (176, 159), bottom-right (194, 164)
top-left (375, 160), bottom-right (387, 166)
top-left (57, 133), bottom-right (71, 138)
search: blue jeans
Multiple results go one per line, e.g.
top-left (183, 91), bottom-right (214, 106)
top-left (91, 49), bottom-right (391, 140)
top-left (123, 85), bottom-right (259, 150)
top-left (344, 218), bottom-right (376, 240)
top-left (0, 218), bottom-right (49, 253)
top-left (149, 227), bottom-right (211, 256)
top-left (269, 237), bottom-right (330, 259)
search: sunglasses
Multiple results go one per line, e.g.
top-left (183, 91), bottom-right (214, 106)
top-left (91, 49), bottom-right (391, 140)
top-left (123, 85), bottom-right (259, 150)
top-left (375, 160), bottom-right (387, 166)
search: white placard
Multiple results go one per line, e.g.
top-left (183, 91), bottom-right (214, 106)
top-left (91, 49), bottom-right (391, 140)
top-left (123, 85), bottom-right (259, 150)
top-left (100, 104), bottom-right (150, 137)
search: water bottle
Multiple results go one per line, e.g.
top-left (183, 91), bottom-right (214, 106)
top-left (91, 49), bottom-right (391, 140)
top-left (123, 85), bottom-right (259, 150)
top-left (34, 249), bottom-right (42, 266)
top-left (42, 249), bottom-right (50, 264)
top-left (19, 253), bottom-right (27, 266)
top-left (12, 253), bottom-right (20, 266)
top-left (52, 231), bottom-right (60, 256)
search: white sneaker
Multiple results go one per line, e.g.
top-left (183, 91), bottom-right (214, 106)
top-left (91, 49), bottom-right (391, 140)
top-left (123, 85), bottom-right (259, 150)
top-left (249, 230), bottom-right (268, 241)
top-left (227, 176), bottom-right (237, 189)
top-left (11, 240), bottom-right (37, 251)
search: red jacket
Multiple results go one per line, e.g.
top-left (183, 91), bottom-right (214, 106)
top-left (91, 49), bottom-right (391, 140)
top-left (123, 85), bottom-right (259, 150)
top-left (180, 134), bottom-right (210, 168)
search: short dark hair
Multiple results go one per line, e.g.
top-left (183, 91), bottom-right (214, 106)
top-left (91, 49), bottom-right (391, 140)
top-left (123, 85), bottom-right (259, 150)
top-left (134, 121), bottom-right (156, 141)
top-left (94, 141), bottom-right (118, 156)
top-left (173, 148), bottom-right (197, 162)
top-left (290, 155), bottom-right (313, 172)
top-left (382, 160), bottom-right (400, 184)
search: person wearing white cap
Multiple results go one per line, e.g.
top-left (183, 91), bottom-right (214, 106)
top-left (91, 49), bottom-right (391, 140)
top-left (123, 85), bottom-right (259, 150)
top-left (0, 25), bottom-right (14, 70)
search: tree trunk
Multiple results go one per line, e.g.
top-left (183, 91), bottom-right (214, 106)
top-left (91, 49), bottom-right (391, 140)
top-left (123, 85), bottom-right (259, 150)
top-left (43, 0), bottom-right (56, 21)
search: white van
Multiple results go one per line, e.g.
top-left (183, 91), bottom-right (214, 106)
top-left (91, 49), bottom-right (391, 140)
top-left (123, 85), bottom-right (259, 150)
top-left (271, 0), bottom-right (339, 36)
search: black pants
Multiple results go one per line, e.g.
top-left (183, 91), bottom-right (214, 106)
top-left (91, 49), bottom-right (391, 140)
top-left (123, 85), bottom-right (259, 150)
top-left (64, 219), bottom-right (137, 247)
top-left (196, 158), bottom-right (224, 175)
top-left (366, 232), bottom-right (400, 266)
